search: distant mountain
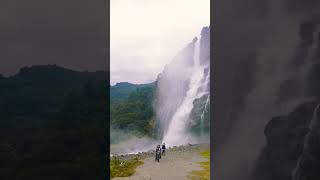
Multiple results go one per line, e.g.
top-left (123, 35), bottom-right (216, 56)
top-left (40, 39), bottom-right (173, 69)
top-left (0, 65), bottom-right (107, 121)
top-left (110, 82), bottom-right (153, 106)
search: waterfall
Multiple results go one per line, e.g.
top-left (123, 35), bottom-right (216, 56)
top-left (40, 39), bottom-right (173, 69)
top-left (161, 35), bottom-right (210, 146)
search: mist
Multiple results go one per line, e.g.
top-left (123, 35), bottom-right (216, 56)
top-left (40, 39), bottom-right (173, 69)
top-left (213, 0), bottom-right (320, 179)
top-left (110, 128), bottom-right (160, 155)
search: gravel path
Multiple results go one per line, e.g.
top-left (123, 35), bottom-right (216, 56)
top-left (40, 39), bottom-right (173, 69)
top-left (113, 144), bottom-right (209, 180)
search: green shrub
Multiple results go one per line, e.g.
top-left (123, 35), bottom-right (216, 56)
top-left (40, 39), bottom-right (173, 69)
top-left (110, 157), bottom-right (144, 178)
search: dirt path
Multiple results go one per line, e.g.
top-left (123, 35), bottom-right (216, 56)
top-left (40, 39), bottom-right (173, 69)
top-left (113, 145), bottom-right (208, 180)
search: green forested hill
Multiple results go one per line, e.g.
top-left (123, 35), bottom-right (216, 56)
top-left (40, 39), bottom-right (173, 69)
top-left (0, 65), bottom-right (106, 122)
top-left (0, 65), bottom-right (108, 180)
top-left (110, 82), bottom-right (157, 139)
top-left (110, 82), bottom-right (153, 106)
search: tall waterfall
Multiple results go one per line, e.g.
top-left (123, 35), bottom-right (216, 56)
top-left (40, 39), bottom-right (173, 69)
top-left (159, 34), bottom-right (210, 146)
top-left (213, 8), bottom-right (320, 179)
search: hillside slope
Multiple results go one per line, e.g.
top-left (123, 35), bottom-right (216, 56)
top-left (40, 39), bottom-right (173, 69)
top-left (0, 65), bottom-right (108, 180)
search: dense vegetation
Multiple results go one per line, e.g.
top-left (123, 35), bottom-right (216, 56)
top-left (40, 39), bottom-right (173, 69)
top-left (110, 83), bottom-right (157, 138)
top-left (0, 65), bottom-right (108, 180)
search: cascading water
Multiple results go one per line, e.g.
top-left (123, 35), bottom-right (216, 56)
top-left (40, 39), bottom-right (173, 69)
top-left (161, 36), bottom-right (210, 146)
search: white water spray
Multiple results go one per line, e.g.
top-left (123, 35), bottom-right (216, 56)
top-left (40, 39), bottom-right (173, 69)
top-left (162, 36), bottom-right (210, 146)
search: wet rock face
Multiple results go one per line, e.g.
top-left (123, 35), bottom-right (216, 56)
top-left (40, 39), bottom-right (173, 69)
top-left (190, 94), bottom-right (210, 134)
top-left (255, 16), bottom-right (320, 180)
top-left (200, 26), bottom-right (210, 66)
top-left (292, 103), bottom-right (320, 180)
top-left (254, 102), bottom-right (320, 180)
top-left (294, 130), bottom-right (320, 180)
top-left (278, 18), bottom-right (320, 105)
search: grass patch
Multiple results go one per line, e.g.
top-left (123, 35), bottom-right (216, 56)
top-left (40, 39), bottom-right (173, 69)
top-left (200, 150), bottom-right (210, 159)
top-left (110, 157), bottom-right (144, 179)
top-left (188, 149), bottom-right (210, 180)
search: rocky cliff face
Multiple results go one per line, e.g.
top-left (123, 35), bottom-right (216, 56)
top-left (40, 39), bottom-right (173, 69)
top-left (200, 26), bottom-right (210, 66)
top-left (189, 26), bottom-right (211, 137)
top-left (254, 101), bottom-right (320, 180)
top-left (254, 17), bottom-right (320, 180)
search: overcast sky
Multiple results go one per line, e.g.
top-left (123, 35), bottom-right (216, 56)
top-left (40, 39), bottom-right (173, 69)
top-left (111, 0), bottom-right (210, 85)
top-left (0, 0), bottom-right (107, 77)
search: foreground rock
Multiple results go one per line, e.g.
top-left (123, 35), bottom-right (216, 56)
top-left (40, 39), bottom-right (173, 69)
top-left (254, 102), bottom-right (320, 180)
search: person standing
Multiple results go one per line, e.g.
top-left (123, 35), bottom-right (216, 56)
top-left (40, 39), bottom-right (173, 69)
top-left (155, 145), bottom-right (161, 162)
top-left (161, 143), bottom-right (166, 156)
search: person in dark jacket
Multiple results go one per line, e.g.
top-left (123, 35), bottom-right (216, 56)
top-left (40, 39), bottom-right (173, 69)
top-left (161, 143), bottom-right (166, 156)
top-left (155, 145), bottom-right (161, 162)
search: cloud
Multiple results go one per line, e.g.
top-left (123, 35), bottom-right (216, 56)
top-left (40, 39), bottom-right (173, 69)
top-left (110, 0), bottom-right (210, 85)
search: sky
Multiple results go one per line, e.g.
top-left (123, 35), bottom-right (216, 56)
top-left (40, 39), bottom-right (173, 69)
top-left (0, 0), bottom-right (108, 77)
top-left (110, 0), bottom-right (210, 85)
